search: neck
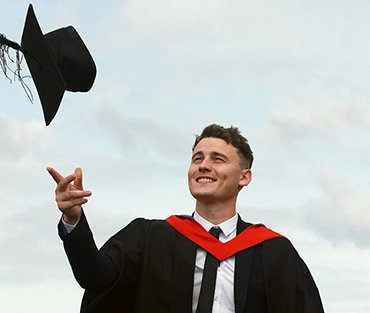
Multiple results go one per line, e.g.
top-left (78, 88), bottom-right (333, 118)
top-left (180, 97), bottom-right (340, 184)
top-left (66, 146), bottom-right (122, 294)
top-left (195, 200), bottom-right (237, 225)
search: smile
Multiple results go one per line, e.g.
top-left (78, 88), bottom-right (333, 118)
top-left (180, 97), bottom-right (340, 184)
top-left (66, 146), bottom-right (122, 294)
top-left (196, 178), bottom-right (215, 182)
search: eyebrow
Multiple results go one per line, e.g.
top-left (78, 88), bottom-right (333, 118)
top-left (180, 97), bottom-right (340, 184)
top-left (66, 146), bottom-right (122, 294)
top-left (212, 151), bottom-right (229, 161)
top-left (191, 151), bottom-right (229, 161)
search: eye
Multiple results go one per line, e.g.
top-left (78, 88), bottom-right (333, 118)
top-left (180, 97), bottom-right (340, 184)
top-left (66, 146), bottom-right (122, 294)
top-left (192, 157), bottom-right (202, 163)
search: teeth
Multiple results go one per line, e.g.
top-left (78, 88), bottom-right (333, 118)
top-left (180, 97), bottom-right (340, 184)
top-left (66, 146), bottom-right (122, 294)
top-left (197, 178), bottom-right (214, 182)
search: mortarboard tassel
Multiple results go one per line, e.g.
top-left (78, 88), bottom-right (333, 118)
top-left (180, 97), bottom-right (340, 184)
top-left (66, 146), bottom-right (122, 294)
top-left (0, 33), bottom-right (33, 102)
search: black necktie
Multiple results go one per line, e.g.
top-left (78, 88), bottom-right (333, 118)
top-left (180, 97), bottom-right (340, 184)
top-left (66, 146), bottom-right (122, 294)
top-left (196, 226), bottom-right (221, 313)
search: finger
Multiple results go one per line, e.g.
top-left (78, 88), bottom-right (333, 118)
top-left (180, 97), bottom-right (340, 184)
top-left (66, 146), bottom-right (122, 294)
top-left (74, 167), bottom-right (83, 190)
top-left (46, 167), bottom-right (64, 184)
top-left (56, 173), bottom-right (77, 193)
top-left (56, 190), bottom-right (92, 212)
top-left (57, 190), bottom-right (92, 202)
top-left (58, 197), bottom-right (89, 211)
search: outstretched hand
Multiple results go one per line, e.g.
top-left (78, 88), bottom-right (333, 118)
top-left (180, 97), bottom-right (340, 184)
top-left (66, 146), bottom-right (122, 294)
top-left (46, 167), bottom-right (92, 225)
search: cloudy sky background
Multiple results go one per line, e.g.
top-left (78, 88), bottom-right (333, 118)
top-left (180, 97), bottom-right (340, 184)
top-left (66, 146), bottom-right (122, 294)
top-left (1, 1), bottom-right (370, 312)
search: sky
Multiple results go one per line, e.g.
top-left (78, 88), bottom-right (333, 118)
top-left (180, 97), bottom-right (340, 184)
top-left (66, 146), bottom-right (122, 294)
top-left (1, 0), bottom-right (370, 312)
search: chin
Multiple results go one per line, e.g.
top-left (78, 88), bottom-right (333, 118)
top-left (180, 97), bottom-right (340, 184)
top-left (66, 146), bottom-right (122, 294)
top-left (191, 192), bottom-right (216, 202)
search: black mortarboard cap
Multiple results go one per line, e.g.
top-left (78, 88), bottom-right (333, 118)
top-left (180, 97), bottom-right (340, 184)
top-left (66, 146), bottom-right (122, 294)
top-left (2, 4), bottom-right (96, 125)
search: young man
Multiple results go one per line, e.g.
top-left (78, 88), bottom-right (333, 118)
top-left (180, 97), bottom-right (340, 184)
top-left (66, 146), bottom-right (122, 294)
top-left (47, 124), bottom-right (324, 313)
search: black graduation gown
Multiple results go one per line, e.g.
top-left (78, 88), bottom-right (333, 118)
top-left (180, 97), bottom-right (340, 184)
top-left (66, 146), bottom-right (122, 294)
top-left (59, 210), bottom-right (324, 313)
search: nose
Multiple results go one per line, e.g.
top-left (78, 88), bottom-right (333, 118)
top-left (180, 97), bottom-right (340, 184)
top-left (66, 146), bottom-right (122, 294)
top-left (198, 158), bottom-right (211, 172)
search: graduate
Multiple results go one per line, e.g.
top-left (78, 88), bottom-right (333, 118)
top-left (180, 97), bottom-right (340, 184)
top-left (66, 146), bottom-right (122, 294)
top-left (47, 124), bottom-right (325, 313)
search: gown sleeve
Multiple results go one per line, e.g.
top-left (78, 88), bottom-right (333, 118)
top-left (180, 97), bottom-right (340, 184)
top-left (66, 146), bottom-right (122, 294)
top-left (262, 238), bottom-right (325, 313)
top-left (58, 209), bottom-right (150, 313)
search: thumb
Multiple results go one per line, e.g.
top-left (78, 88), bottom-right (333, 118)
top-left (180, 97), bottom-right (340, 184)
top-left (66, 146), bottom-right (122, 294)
top-left (74, 167), bottom-right (84, 190)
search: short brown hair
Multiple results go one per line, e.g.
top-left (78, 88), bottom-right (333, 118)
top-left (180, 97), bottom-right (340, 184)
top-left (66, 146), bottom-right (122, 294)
top-left (192, 124), bottom-right (254, 169)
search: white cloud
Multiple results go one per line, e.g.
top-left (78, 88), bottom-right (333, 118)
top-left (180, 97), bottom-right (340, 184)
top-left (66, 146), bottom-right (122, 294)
top-left (306, 167), bottom-right (370, 247)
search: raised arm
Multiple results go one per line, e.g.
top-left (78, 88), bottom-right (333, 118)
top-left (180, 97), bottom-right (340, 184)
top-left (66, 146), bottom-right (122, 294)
top-left (47, 167), bottom-right (117, 290)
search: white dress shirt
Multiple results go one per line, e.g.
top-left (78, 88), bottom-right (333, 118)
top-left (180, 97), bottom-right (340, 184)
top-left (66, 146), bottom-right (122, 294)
top-left (192, 211), bottom-right (237, 313)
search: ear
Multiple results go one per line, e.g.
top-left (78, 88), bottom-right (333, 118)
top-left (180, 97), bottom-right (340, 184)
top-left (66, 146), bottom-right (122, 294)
top-left (239, 169), bottom-right (252, 188)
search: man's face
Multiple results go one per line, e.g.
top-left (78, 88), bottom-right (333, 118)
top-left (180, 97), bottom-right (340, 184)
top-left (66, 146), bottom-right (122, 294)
top-left (188, 137), bottom-right (252, 203)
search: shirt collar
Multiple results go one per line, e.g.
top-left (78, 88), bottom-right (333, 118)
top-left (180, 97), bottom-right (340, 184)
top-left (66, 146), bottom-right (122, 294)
top-left (193, 211), bottom-right (238, 237)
